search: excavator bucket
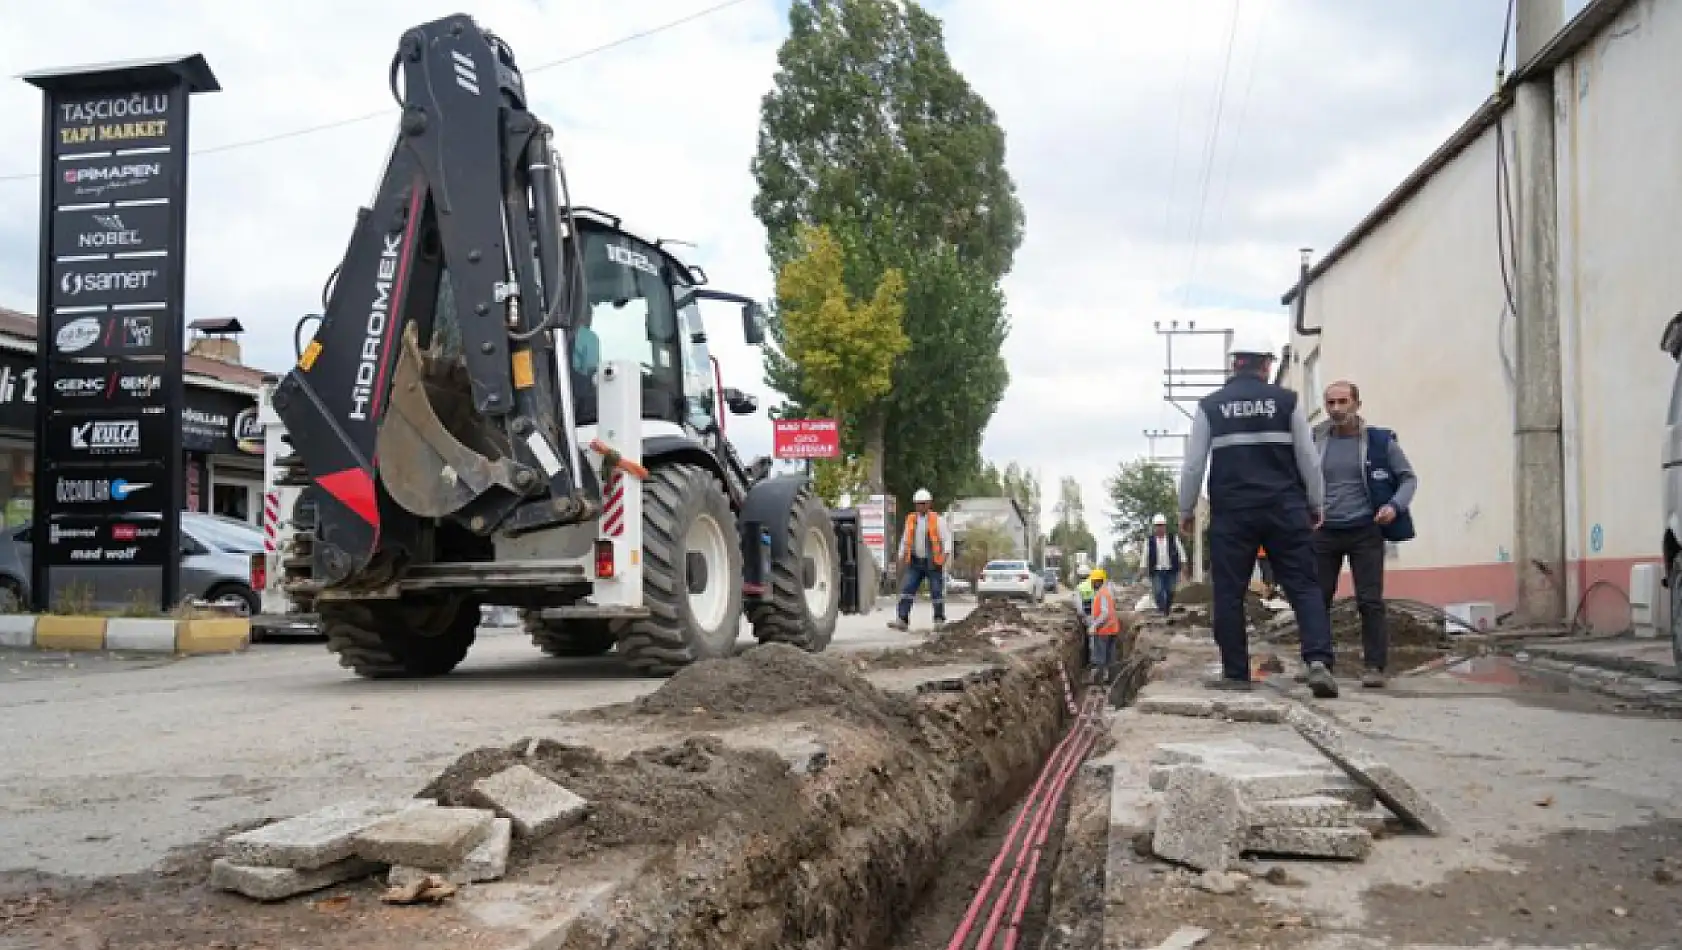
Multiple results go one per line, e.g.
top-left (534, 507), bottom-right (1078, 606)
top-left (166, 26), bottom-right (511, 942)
top-left (376, 323), bottom-right (527, 519)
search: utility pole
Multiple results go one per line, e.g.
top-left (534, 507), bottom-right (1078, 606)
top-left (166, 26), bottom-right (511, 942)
top-left (1155, 321), bottom-right (1233, 419)
top-left (1142, 428), bottom-right (1187, 472)
top-left (1512, 0), bottom-right (1566, 625)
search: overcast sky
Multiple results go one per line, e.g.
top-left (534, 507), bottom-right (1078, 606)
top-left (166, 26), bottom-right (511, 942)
top-left (0, 0), bottom-right (1580, 551)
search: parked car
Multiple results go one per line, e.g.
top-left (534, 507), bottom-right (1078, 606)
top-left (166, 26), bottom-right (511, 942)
top-left (0, 511), bottom-right (261, 615)
top-left (1042, 568), bottom-right (1058, 593)
top-left (977, 559), bottom-right (1043, 603)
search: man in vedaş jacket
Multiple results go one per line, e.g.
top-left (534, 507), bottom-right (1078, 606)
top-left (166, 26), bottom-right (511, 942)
top-left (1177, 329), bottom-right (1339, 698)
top-left (888, 488), bottom-right (948, 631)
top-left (1311, 380), bottom-right (1418, 688)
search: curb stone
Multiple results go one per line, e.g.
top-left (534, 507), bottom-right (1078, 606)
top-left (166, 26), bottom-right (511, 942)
top-left (1511, 653), bottom-right (1682, 711)
top-left (0, 613), bottom-right (249, 655)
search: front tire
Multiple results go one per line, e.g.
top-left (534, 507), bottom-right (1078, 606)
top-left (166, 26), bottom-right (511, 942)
top-left (524, 610), bottom-right (618, 658)
top-left (1670, 554), bottom-right (1682, 669)
top-left (617, 463), bottom-right (743, 676)
top-left (747, 483), bottom-right (840, 653)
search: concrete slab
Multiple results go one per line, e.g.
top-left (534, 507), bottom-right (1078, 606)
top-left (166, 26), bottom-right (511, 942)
top-left (1286, 705), bottom-right (1451, 835)
top-left (209, 855), bottom-right (380, 901)
top-left (1243, 825), bottom-right (1374, 860)
top-left (1136, 695), bottom-right (1217, 717)
top-left (354, 805), bottom-right (497, 869)
top-left (1242, 794), bottom-right (1358, 829)
top-left (1151, 765), bottom-right (1244, 872)
top-left (223, 799), bottom-right (431, 870)
top-left (467, 764), bottom-right (586, 839)
top-left (390, 816), bottom-right (512, 886)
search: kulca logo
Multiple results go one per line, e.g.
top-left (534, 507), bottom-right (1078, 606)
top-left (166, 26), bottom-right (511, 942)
top-left (69, 419), bottom-right (141, 453)
top-left (55, 317), bottom-right (100, 354)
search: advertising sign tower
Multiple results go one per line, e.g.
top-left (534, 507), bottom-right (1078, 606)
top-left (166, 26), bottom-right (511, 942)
top-left (23, 55), bottom-right (219, 611)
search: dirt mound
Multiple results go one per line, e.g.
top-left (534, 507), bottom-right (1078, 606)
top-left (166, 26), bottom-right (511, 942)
top-left (1177, 582), bottom-right (1213, 605)
top-left (419, 734), bottom-right (797, 860)
top-left (634, 641), bottom-right (918, 734)
top-left (952, 598), bottom-right (1025, 630)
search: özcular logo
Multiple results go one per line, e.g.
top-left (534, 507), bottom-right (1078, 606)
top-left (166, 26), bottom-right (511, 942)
top-left (77, 213), bottom-right (143, 250)
top-left (55, 316), bottom-right (100, 353)
top-left (349, 231), bottom-right (403, 422)
top-left (59, 268), bottom-right (160, 298)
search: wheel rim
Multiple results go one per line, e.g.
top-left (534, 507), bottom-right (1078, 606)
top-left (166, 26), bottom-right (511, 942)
top-left (802, 525), bottom-right (834, 618)
top-left (214, 593), bottom-right (251, 617)
top-left (685, 512), bottom-right (731, 631)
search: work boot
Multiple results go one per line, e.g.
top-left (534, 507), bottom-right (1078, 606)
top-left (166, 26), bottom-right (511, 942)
top-left (1305, 661), bottom-right (1340, 698)
top-left (887, 618), bottom-right (908, 632)
top-left (1201, 675), bottom-right (1254, 691)
top-left (1361, 668), bottom-right (1387, 689)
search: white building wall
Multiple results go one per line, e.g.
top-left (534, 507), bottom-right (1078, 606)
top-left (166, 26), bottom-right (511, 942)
top-left (1285, 125), bottom-right (1516, 580)
top-left (1556, 0), bottom-right (1680, 574)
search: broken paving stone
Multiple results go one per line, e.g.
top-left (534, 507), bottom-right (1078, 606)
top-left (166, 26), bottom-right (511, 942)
top-left (222, 799), bottom-right (433, 870)
top-left (1242, 795), bottom-right (1358, 829)
top-left (1243, 825), bottom-right (1373, 861)
top-left (1153, 765), bottom-right (1245, 873)
top-left (388, 816), bottom-right (512, 887)
top-left (1136, 695), bottom-right (1216, 718)
top-left (210, 856), bottom-right (380, 902)
top-left (1192, 870), bottom-right (1242, 895)
top-left (1151, 739), bottom-right (1265, 766)
top-left (1285, 706), bottom-right (1450, 835)
top-left (1150, 758), bottom-right (1374, 809)
top-left (467, 763), bottom-right (586, 839)
top-left (355, 805), bottom-right (496, 869)
top-left (1215, 698), bottom-right (1288, 723)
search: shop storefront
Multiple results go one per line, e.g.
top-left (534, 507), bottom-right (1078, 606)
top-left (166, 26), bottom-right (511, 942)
top-left (0, 340), bottom-right (264, 529)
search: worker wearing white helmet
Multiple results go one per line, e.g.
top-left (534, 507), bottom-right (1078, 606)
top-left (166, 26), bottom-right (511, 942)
top-left (889, 487), bottom-right (948, 631)
top-left (1177, 328), bottom-right (1340, 698)
top-left (1146, 512), bottom-right (1189, 615)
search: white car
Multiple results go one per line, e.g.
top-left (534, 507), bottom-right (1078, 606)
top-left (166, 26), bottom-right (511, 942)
top-left (977, 559), bottom-right (1043, 603)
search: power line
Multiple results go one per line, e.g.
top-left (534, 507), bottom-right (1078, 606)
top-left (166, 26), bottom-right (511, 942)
top-left (0, 0), bottom-right (752, 182)
top-left (1177, 0), bottom-right (1243, 310)
top-left (1209, 1), bottom-right (1272, 243)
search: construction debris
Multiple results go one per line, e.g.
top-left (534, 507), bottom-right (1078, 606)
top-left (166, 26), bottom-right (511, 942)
top-left (212, 764), bottom-right (589, 901)
top-left (1144, 738), bottom-right (1400, 872)
top-left (1285, 705), bottom-right (1451, 835)
top-left (1135, 694), bottom-right (1287, 722)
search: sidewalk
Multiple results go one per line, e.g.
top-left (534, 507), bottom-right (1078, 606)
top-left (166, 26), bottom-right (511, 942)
top-left (1090, 614), bottom-right (1682, 949)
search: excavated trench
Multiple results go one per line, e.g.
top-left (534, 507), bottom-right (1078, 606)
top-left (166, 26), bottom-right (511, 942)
top-left (0, 602), bottom-right (1138, 950)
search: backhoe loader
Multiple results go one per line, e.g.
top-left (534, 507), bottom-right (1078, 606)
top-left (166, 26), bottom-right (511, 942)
top-left (272, 13), bottom-right (871, 678)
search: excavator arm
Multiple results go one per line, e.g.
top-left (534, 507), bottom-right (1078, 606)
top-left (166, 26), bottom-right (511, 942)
top-left (273, 13), bottom-right (591, 589)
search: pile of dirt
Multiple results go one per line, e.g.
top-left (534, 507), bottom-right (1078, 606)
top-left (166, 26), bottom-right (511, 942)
top-left (633, 641), bottom-right (918, 734)
top-left (418, 734), bottom-right (797, 860)
top-left (1177, 582), bottom-right (1213, 605)
top-left (953, 598), bottom-right (1026, 630)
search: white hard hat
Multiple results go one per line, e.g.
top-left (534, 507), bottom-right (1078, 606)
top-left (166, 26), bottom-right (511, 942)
top-left (1228, 328), bottom-right (1276, 359)
top-left (1152, 513), bottom-right (1167, 525)
top-left (1077, 566), bottom-right (1091, 577)
top-left (913, 488), bottom-right (932, 503)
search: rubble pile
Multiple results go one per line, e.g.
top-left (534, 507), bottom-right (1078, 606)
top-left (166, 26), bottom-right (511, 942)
top-left (210, 762), bottom-right (590, 902)
top-left (1134, 701), bottom-right (1448, 874)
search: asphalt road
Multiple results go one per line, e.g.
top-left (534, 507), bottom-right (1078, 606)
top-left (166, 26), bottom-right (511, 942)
top-left (0, 599), bottom-right (969, 881)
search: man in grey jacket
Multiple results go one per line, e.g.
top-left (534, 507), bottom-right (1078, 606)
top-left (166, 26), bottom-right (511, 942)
top-left (1313, 380), bottom-right (1418, 688)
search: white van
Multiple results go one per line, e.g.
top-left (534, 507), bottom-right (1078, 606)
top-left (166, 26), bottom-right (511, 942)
top-left (1656, 315), bottom-right (1682, 665)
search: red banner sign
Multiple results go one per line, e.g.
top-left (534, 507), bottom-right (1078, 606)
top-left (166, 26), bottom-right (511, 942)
top-left (772, 418), bottom-right (840, 459)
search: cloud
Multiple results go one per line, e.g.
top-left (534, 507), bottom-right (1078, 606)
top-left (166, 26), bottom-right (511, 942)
top-left (0, 0), bottom-right (1508, 553)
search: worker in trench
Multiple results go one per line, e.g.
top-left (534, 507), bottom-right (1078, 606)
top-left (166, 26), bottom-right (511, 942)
top-left (1177, 331), bottom-right (1339, 698)
top-left (888, 488), bottom-right (948, 631)
top-left (1086, 567), bottom-right (1122, 682)
top-left (1073, 565), bottom-right (1096, 666)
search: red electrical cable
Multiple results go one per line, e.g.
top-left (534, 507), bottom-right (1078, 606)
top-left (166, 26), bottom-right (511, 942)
top-left (948, 689), bottom-right (1104, 950)
top-left (974, 714), bottom-right (1102, 948)
top-left (944, 698), bottom-right (1091, 950)
top-left (1000, 723), bottom-right (1105, 949)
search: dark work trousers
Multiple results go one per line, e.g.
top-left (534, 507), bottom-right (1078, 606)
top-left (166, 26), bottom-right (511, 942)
top-left (1152, 570), bottom-right (1177, 614)
top-left (1208, 505), bottom-right (1336, 680)
top-left (897, 556), bottom-right (946, 623)
top-left (1314, 524), bottom-right (1388, 671)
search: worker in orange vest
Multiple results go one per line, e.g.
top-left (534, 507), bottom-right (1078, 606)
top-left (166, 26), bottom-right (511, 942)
top-left (1088, 567), bottom-right (1122, 680)
top-left (1257, 545), bottom-right (1276, 597)
top-left (889, 488), bottom-right (947, 631)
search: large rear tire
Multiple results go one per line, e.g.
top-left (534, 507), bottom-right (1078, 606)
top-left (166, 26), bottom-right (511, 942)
top-left (747, 483), bottom-right (840, 653)
top-left (322, 595), bottom-right (479, 679)
top-left (523, 610), bottom-right (619, 658)
top-left (618, 463), bottom-right (743, 676)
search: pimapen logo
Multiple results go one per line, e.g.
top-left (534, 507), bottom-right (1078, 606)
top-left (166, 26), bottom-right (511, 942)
top-left (60, 161), bottom-right (163, 199)
top-left (69, 419), bottom-right (141, 453)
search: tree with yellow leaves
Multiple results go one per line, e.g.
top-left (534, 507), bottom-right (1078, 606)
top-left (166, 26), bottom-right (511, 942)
top-left (774, 222), bottom-right (909, 502)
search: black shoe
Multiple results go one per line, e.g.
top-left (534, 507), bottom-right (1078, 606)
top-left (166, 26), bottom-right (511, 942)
top-left (1201, 675), bottom-right (1254, 691)
top-left (1305, 661), bottom-right (1340, 698)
